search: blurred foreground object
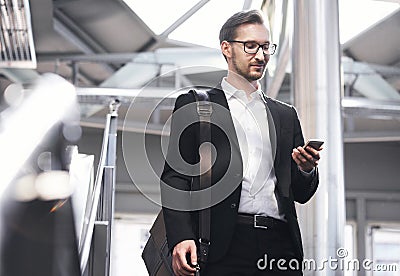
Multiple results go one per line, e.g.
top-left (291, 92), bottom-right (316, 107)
top-left (0, 73), bottom-right (120, 276)
top-left (0, 73), bottom-right (81, 276)
top-left (0, 73), bottom-right (78, 191)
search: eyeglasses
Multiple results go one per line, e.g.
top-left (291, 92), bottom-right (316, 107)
top-left (227, 40), bottom-right (277, 55)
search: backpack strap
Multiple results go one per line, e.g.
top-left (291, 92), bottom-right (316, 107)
top-left (189, 89), bottom-right (212, 266)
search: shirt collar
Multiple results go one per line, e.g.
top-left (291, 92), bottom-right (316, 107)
top-left (221, 77), bottom-right (264, 101)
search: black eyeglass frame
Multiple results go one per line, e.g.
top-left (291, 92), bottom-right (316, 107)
top-left (227, 40), bottom-right (277, 55)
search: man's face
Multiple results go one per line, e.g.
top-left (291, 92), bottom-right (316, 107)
top-left (229, 23), bottom-right (270, 82)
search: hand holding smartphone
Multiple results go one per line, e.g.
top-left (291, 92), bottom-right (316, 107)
top-left (303, 139), bottom-right (324, 151)
top-left (293, 139), bottom-right (323, 172)
top-left (303, 139), bottom-right (324, 161)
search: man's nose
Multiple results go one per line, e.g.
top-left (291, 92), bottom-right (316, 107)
top-left (254, 46), bottom-right (265, 61)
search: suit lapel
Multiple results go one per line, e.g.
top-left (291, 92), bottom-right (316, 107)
top-left (263, 96), bottom-right (281, 168)
top-left (265, 96), bottom-right (295, 198)
top-left (263, 96), bottom-right (291, 198)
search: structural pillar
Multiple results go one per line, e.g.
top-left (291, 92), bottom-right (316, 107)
top-left (292, 0), bottom-right (346, 275)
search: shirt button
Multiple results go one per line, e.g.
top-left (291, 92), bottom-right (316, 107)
top-left (230, 203), bottom-right (237, 209)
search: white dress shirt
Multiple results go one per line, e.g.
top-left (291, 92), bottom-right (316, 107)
top-left (221, 78), bottom-right (284, 220)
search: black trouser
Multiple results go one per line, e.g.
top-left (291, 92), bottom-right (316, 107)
top-left (202, 217), bottom-right (303, 276)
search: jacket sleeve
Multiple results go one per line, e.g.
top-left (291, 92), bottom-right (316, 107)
top-left (161, 93), bottom-right (199, 252)
top-left (290, 106), bottom-right (319, 204)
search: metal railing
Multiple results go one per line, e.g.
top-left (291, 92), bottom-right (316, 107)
top-left (79, 99), bottom-right (120, 276)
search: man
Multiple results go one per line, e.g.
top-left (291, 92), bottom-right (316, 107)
top-left (161, 10), bottom-right (321, 276)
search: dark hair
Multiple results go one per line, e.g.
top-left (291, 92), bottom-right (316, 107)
top-left (219, 10), bottom-right (265, 44)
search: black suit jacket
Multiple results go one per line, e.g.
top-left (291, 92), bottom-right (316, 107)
top-left (161, 87), bottom-right (319, 263)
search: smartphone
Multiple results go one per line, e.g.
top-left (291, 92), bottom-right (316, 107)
top-left (303, 139), bottom-right (324, 150)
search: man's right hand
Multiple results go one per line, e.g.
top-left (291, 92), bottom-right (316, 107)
top-left (172, 240), bottom-right (198, 276)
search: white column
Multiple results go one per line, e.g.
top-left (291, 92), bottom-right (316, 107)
top-left (292, 0), bottom-right (346, 275)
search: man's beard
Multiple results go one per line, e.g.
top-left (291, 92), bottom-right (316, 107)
top-left (232, 51), bottom-right (266, 82)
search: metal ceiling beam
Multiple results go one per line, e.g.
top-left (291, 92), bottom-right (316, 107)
top-left (36, 52), bottom-right (85, 61)
top-left (137, 37), bottom-right (157, 53)
top-left (53, 9), bottom-right (108, 54)
top-left (160, 0), bottom-right (210, 38)
top-left (344, 62), bottom-right (400, 77)
top-left (53, 8), bottom-right (115, 82)
top-left (0, 68), bottom-right (40, 83)
top-left (38, 52), bottom-right (140, 63)
top-left (342, 97), bottom-right (400, 117)
top-left (344, 131), bottom-right (400, 143)
top-left (53, 18), bottom-right (95, 55)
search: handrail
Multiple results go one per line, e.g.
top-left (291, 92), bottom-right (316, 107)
top-left (78, 112), bottom-right (110, 271)
top-left (78, 99), bottom-right (120, 273)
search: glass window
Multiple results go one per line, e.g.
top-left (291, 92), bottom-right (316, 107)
top-left (371, 226), bottom-right (400, 276)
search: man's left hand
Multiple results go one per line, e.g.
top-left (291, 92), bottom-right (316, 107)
top-left (292, 146), bottom-right (322, 173)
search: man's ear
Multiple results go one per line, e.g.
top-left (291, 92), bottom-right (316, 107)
top-left (221, 41), bottom-right (232, 59)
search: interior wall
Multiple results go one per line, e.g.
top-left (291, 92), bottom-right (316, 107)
top-left (344, 141), bottom-right (400, 192)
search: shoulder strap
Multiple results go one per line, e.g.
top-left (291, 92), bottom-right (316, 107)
top-left (189, 89), bottom-right (211, 265)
